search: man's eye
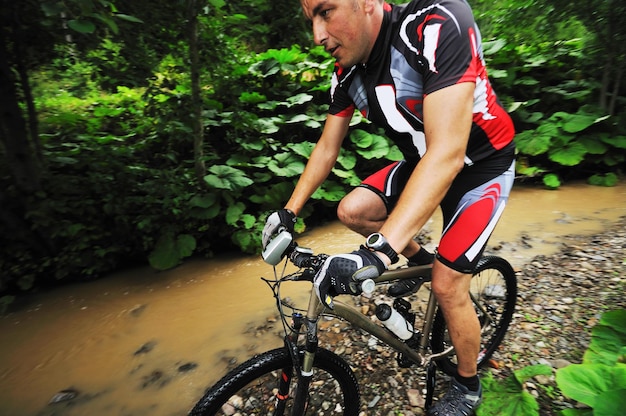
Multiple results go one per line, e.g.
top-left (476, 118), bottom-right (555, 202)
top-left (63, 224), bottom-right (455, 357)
top-left (320, 9), bottom-right (330, 18)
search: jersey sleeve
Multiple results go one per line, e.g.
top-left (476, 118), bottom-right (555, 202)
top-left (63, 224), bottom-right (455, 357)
top-left (412, 0), bottom-right (479, 95)
top-left (328, 64), bottom-right (356, 117)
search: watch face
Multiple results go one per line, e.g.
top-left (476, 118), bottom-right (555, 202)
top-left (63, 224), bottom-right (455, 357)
top-left (367, 233), bottom-right (383, 249)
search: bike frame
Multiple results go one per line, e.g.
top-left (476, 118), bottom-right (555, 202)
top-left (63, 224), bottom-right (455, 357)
top-left (296, 265), bottom-right (454, 378)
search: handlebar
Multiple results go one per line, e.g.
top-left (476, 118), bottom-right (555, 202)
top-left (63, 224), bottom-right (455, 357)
top-left (263, 236), bottom-right (376, 295)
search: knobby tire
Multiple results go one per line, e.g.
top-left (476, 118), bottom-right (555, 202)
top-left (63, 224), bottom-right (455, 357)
top-left (189, 346), bottom-right (360, 416)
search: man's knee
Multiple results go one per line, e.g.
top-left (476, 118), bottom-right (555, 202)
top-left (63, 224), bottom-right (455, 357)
top-left (431, 263), bottom-right (471, 307)
top-left (337, 188), bottom-right (386, 226)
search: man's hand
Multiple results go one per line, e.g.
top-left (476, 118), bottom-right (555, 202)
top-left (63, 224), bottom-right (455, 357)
top-left (314, 248), bottom-right (387, 308)
top-left (262, 209), bottom-right (296, 250)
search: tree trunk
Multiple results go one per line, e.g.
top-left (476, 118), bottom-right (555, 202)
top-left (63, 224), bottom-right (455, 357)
top-left (187, 0), bottom-right (206, 183)
top-left (608, 66), bottom-right (622, 117)
top-left (0, 24), bottom-right (42, 194)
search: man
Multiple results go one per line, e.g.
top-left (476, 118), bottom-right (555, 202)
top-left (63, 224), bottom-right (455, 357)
top-left (262, 0), bottom-right (515, 414)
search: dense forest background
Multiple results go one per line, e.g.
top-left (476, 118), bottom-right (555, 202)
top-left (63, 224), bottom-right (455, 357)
top-left (1, 0), bottom-right (625, 305)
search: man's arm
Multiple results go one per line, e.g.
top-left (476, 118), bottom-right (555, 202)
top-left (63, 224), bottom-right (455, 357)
top-left (285, 114), bottom-right (351, 215)
top-left (379, 82), bottom-right (475, 259)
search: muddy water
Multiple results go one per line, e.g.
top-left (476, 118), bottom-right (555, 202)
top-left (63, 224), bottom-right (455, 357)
top-left (0, 181), bottom-right (624, 416)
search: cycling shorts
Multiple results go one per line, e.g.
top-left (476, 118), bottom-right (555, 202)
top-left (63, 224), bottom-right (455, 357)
top-left (360, 146), bottom-right (515, 273)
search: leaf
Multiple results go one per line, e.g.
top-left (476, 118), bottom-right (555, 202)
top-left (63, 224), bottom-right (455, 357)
top-left (548, 142), bottom-right (587, 166)
top-left (289, 142), bottom-right (315, 158)
top-left (579, 136), bottom-right (608, 155)
top-left (350, 130), bottom-right (374, 148)
top-left (556, 364), bottom-right (626, 408)
top-left (588, 173), bottom-right (619, 187)
top-left (601, 135), bottom-right (626, 150)
top-left (561, 113), bottom-right (601, 133)
top-left (386, 145), bottom-right (404, 161)
top-left (312, 181), bottom-right (346, 202)
top-left (584, 310), bottom-right (626, 365)
top-left (594, 388), bottom-right (626, 416)
top-left (256, 117), bottom-right (283, 134)
top-left (268, 153), bottom-right (305, 177)
top-left (114, 13), bottom-right (143, 23)
top-left (226, 203), bottom-right (245, 226)
top-left (204, 165), bottom-right (253, 191)
top-left (479, 373), bottom-right (540, 416)
top-left (149, 233), bottom-right (196, 270)
top-left (515, 130), bottom-right (552, 156)
top-left (337, 148), bottom-right (357, 169)
top-left (286, 93), bottom-right (313, 107)
top-left (543, 173), bottom-right (561, 189)
top-left (67, 19), bottom-right (96, 33)
top-left (514, 364), bottom-right (553, 385)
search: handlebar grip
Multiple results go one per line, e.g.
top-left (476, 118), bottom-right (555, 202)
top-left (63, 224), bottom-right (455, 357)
top-left (360, 279), bottom-right (376, 296)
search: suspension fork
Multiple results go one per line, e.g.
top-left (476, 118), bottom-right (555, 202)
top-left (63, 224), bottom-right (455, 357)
top-left (288, 291), bottom-right (324, 415)
top-left (275, 312), bottom-right (304, 414)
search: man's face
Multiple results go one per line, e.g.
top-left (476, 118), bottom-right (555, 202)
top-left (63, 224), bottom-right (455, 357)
top-left (300, 0), bottom-right (373, 68)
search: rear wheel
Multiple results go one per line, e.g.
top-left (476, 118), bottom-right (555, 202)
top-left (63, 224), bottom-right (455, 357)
top-left (431, 256), bottom-right (517, 376)
top-left (189, 346), bottom-right (360, 415)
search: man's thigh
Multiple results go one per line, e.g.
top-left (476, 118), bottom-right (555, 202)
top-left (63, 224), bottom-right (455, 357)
top-left (437, 159), bottom-right (515, 273)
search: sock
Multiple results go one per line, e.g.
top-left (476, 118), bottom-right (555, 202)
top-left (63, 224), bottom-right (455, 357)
top-left (407, 246), bottom-right (434, 265)
top-left (454, 373), bottom-right (481, 392)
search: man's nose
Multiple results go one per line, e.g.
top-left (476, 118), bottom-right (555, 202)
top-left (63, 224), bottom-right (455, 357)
top-left (312, 21), bottom-right (328, 46)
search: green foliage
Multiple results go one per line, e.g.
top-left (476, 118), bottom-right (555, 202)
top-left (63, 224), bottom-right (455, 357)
top-left (3, 0), bottom-right (626, 297)
top-left (555, 310), bottom-right (626, 415)
top-left (479, 365), bottom-right (553, 415)
top-left (481, 35), bottom-right (626, 187)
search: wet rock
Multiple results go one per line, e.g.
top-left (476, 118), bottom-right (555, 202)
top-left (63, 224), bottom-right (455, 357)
top-left (178, 362), bottom-right (198, 372)
top-left (48, 388), bottom-right (79, 404)
top-left (141, 370), bottom-right (170, 388)
top-left (130, 304), bottom-right (147, 317)
top-left (134, 340), bottom-right (157, 355)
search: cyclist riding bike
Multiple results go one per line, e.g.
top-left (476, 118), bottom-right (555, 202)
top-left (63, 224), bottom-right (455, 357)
top-left (263, 1), bottom-right (516, 414)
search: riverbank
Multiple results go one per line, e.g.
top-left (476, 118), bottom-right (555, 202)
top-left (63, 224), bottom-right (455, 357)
top-left (309, 215), bottom-right (626, 415)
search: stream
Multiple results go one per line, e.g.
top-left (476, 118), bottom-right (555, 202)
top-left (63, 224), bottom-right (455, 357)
top-left (0, 181), bottom-right (624, 416)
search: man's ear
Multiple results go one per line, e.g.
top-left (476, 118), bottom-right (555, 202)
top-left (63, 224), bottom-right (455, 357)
top-left (363, 0), bottom-right (383, 16)
top-left (362, 0), bottom-right (376, 14)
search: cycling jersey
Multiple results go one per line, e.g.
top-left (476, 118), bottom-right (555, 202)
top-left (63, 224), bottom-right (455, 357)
top-left (329, 0), bottom-right (515, 165)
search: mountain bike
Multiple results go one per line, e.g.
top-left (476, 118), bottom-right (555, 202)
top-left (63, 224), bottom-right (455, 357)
top-left (189, 241), bottom-right (517, 415)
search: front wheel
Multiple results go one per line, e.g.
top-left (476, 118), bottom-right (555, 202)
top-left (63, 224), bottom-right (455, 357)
top-left (431, 256), bottom-right (517, 376)
top-left (189, 346), bottom-right (360, 416)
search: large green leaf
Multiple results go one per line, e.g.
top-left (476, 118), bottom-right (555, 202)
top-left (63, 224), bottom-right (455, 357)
top-left (204, 165), bottom-right (253, 191)
top-left (188, 194), bottom-right (220, 220)
top-left (312, 181), bottom-right (346, 202)
top-left (337, 148), bottom-right (357, 170)
top-left (601, 135), bottom-right (626, 149)
top-left (584, 310), bottom-right (626, 365)
top-left (268, 153), bottom-right (305, 177)
top-left (67, 19), bottom-right (96, 33)
top-left (478, 369), bottom-right (546, 416)
top-left (149, 233), bottom-right (196, 270)
top-left (515, 130), bottom-right (552, 156)
top-left (594, 388), bottom-right (626, 416)
top-left (556, 364), bottom-right (626, 408)
top-left (226, 202), bottom-right (245, 226)
top-left (579, 136), bottom-right (608, 155)
top-left (288, 142), bottom-right (315, 158)
top-left (548, 142), bottom-right (587, 166)
top-left (561, 113), bottom-right (599, 133)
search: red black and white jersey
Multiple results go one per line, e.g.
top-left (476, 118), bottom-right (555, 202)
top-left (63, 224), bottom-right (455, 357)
top-left (329, 0), bottom-right (515, 165)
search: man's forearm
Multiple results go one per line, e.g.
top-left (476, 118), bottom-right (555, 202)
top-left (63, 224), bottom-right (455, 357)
top-left (285, 114), bottom-right (351, 215)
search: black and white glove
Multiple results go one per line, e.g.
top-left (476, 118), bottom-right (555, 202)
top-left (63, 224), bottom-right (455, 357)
top-left (314, 247), bottom-right (387, 309)
top-left (262, 209), bottom-right (296, 250)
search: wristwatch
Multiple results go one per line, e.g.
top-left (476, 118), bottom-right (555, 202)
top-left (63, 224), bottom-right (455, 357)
top-left (365, 233), bottom-right (399, 264)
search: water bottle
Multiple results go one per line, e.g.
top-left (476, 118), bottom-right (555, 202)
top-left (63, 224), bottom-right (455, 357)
top-left (375, 303), bottom-right (415, 340)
